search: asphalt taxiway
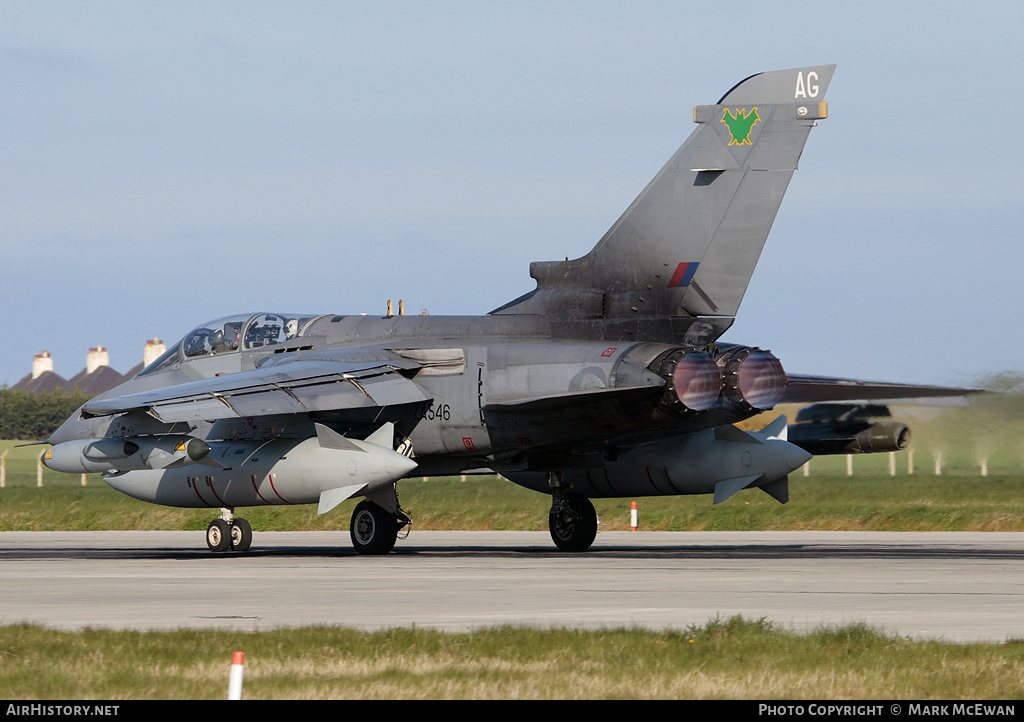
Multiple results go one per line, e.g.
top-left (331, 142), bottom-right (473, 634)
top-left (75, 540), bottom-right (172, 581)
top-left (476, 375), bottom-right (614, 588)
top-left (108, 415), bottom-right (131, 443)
top-left (1, 530), bottom-right (1021, 642)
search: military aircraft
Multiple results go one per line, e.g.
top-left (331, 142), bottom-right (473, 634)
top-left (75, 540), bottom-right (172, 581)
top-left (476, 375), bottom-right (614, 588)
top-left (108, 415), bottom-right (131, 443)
top-left (42, 64), bottom-right (974, 555)
top-left (788, 402), bottom-right (910, 456)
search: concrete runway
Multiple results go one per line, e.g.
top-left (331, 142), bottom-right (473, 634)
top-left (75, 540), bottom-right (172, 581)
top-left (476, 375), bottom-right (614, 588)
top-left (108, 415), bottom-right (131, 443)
top-left (1, 530), bottom-right (1022, 642)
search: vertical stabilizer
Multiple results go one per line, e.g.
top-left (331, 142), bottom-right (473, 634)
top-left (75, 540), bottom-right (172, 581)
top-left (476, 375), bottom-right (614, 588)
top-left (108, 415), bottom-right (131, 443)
top-left (494, 65), bottom-right (835, 345)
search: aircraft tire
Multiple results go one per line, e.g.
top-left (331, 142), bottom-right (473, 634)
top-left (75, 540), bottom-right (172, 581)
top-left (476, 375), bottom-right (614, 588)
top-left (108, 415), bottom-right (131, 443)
top-left (230, 518), bottom-right (252, 552)
top-left (206, 519), bottom-right (232, 553)
top-left (350, 500), bottom-right (398, 555)
top-left (549, 493), bottom-right (598, 552)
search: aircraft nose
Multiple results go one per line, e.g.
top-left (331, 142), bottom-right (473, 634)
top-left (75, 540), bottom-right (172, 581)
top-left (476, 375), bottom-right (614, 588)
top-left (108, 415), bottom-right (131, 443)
top-left (46, 413), bottom-right (87, 445)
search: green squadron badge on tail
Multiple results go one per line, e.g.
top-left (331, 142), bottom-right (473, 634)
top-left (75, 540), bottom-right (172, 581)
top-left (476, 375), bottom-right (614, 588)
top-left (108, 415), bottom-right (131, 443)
top-left (721, 107), bottom-right (760, 145)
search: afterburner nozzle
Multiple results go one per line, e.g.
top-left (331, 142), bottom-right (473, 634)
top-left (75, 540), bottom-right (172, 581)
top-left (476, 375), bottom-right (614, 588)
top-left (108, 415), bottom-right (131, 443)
top-left (659, 350), bottom-right (722, 412)
top-left (717, 347), bottom-right (787, 411)
top-left (671, 352), bottom-right (722, 411)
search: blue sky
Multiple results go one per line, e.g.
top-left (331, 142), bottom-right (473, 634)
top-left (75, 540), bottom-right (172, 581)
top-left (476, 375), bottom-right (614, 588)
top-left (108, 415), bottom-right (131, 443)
top-left (2, 1), bottom-right (1021, 389)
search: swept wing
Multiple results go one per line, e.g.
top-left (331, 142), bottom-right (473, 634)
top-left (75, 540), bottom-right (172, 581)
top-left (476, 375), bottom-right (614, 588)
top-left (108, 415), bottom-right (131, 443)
top-left (781, 374), bottom-right (977, 405)
top-left (81, 356), bottom-right (430, 423)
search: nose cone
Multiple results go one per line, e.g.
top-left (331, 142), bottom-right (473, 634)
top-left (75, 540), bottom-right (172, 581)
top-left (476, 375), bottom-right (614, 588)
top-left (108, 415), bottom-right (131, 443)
top-left (40, 440), bottom-right (97, 475)
top-left (760, 438), bottom-right (812, 482)
top-left (184, 438), bottom-right (212, 462)
top-left (752, 414), bottom-right (811, 478)
top-left (361, 446), bottom-right (419, 486)
top-left (40, 446), bottom-right (57, 471)
top-left (787, 443), bottom-right (813, 472)
top-left (389, 451), bottom-right (419, 479)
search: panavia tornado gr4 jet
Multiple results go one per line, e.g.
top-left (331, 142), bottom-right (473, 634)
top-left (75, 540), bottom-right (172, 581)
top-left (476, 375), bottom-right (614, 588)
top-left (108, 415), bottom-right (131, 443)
top-left (42, 65), bottom-right (973, 554)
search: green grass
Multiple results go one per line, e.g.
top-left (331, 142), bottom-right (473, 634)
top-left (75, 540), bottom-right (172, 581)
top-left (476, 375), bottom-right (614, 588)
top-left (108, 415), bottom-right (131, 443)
top-left (3, 468), bottom-right (1023, 533)
top-left (7, 410), bottom-right (1024, 532)
top-left (7, 423), bottom-right (1024, 533)
top-left (2, 618), bottom-right (1023, 700)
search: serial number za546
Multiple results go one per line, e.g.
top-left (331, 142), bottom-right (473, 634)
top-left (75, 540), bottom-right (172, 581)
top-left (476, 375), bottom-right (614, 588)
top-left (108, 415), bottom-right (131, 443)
top-left (416, 402), bottom-right (452, 421)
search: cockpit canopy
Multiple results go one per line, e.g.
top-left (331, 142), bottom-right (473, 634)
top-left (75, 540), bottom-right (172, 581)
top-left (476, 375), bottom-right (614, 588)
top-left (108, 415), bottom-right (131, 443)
top-left (141, 313), bottom-right (323, 375)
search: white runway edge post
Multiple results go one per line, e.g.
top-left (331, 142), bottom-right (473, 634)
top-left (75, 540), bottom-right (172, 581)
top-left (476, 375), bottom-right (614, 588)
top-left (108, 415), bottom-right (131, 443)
top-left (631, 502), bottom-right (638, 531)
top-left (228, 651), bottom-right (244, 700)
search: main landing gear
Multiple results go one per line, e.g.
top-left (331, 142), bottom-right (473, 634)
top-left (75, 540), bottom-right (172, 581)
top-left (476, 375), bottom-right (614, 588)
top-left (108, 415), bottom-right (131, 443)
top-left (349, 499), bottom-right (412, 555)
top-left (206, 509), bottom-right (252, 553)
top-left (548, 473), bottom-right (598, 552)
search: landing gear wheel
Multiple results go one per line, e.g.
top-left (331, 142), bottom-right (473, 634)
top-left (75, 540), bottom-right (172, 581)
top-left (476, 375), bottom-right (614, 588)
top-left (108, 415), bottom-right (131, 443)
top-left (206, 519), bottom-right (231, 553)
top-left (230, 518), bottom-right (252, 552)
top-left (549, 493), bottom-right (598, 552)
top-left (350, 500), bottom-right (399, 555)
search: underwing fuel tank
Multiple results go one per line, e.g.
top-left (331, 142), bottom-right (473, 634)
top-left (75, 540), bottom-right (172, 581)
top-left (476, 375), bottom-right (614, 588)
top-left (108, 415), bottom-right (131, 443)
top-left (505, 416), bottom-right (811, 504)
top-left (788, 421), bottom-right (910, 455)
top-left (786, 403), bottom-right (910, 455)
top-left (98, 424), bottom-right (418, 514)
top-left (43, 435), bottom-right (219, 474)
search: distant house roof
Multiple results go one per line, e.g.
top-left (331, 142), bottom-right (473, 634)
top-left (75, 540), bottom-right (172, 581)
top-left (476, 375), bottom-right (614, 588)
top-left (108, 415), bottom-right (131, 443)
top-left (11, 366), bottom-right (134, 396)
top-left (11, 370), bottom-right (69, 394)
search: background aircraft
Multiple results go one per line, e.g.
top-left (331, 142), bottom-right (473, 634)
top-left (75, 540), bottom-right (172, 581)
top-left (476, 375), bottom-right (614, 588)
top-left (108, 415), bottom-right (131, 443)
top-left (41, 65), bottom-right (974, 554)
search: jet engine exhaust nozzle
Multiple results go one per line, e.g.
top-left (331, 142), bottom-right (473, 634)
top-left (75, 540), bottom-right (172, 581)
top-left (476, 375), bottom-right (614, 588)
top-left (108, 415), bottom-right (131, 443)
top-left (717, 347), bottom-right (788, 412)
top-left (669, 352), bottom-right (722, 411)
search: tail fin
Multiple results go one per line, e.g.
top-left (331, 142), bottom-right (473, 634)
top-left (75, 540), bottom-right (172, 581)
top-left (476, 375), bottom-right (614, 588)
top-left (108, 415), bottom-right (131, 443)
top-left (494, 65), bottom-right (835, 345)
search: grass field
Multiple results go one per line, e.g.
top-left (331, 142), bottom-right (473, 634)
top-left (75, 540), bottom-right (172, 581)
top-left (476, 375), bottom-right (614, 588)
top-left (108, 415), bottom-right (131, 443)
top-left (2, 618), bottom-right (1024, 700)
top-left (3, 472), bottom-right (1024, 533)
top-left (3, 437), bottom-right (1023, 532)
